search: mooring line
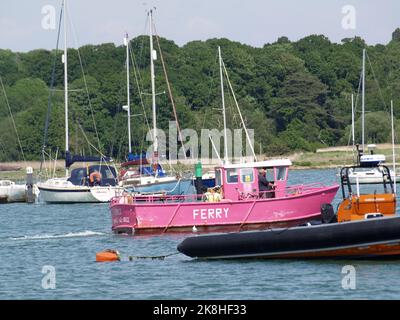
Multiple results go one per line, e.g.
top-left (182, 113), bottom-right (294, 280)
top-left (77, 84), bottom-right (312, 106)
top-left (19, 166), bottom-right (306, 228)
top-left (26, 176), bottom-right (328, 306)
top-left (128, 252), bottom-right (179, 261)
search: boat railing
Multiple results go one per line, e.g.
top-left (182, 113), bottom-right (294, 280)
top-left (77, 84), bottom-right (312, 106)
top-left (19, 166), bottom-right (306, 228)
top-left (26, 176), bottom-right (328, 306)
top-left (110, 182), bottom-right (330, 205)
top-left (249, 182), bottom-right (326, 199)
top-left (111, 193), bottom-right (202, 205)
top-left (284, 182), bottom-right (327, 196)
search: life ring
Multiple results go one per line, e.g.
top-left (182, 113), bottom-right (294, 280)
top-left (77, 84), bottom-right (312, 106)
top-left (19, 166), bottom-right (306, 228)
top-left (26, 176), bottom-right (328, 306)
top-left (89, 171), bottom-right (102, 185)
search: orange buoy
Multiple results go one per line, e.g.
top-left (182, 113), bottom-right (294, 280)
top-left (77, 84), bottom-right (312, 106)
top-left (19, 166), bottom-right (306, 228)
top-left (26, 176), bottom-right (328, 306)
top-left (96, 249), bottom-right (120, 262)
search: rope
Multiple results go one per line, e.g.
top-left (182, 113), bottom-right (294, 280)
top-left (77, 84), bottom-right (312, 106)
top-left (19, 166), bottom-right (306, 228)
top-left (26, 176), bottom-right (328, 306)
top-left (77, 124), bottom-right (118, 183)
top-left (129, 41), bottom-right (152, 134)
top-left (366, 51), bottom-right (389, 111)
top-left (109, 74), bottom-right (126, 160)
top-left (68, 10), bottom-right (102, 153)
top-left (346, 69), bottom-right (362, 148)
top-left (0, 76), bottom-right (27, 167)
top-left (0, 138), bottom-right (6, 156)
top-left (40, 2), bottom-right (63, 173)
top-left (201, 51), bottom-right (219, 129)
top-left (129, 252), bottom-right (179, 260)
top-left (221, 58), bottom-right (257, 161)
top-left (153, 23), bottom-right (187, 160)
top-left (138, 14), bottom-right (149, 74)
top-left (346, 67), bottom-right (363, 167)
top-left (268, 219), bottom-right (322, 235)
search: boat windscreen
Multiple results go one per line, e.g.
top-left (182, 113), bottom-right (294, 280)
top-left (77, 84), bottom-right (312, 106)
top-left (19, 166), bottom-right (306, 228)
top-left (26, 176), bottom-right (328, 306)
top-left (68, 165), bottom-right (118, 186)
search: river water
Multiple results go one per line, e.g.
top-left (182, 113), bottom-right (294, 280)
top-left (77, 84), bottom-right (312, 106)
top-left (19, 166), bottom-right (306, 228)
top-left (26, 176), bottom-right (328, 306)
top-left (1, 168), bottom-right (399, 299)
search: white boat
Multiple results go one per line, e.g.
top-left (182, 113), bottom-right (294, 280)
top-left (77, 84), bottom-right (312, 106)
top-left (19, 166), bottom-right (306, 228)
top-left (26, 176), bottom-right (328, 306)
top-left (37, 167), bottom-right (121, 203)
top-left (117, 13), bottom-right (197, 192)
top-left (346, 152), bottom-right (400, 184)
top-left (36, 0), bottom-right (121, 203)
top-left (347, 167), bottom-right (398, 184)
top-left (344, 49), bottom-right (399, 184)
top-left (119, 172), bottom-right (177, 188)
top-left (0, 180), bottom-right (26, 203)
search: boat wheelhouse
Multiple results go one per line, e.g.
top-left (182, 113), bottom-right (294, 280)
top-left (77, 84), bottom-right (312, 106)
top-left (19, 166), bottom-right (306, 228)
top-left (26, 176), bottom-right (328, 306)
top-left (214, 159), bottom-right (291, 200)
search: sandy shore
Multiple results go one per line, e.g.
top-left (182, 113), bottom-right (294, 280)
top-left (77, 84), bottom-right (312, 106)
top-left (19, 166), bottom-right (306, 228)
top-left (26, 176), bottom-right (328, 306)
top-left (1, 143), bottom-right (398, 179)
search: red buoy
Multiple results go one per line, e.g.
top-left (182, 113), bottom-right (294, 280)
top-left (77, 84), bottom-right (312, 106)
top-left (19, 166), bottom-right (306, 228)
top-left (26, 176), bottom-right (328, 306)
top-left (96, 249), bottom-right (120, 262)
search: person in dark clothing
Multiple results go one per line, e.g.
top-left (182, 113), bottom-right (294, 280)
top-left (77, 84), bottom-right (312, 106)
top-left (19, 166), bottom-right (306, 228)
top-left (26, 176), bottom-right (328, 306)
top-left (258, 168), bottom-right (274, 198)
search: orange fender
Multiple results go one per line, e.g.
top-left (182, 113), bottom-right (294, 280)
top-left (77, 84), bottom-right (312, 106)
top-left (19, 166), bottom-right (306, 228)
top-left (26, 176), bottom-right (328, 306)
top-left (96, 249), bottom-right (120, 262)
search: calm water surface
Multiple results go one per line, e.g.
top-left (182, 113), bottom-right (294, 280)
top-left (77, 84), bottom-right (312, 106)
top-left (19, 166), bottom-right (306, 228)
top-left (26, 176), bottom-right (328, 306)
top-left (1, 169), bottom-right (399, 299)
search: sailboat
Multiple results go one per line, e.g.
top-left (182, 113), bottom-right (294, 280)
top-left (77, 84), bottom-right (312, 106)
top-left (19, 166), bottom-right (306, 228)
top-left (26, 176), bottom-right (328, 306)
top-left (347, 49), bottom-right (399, 184)
top-left (117, 11), bottom-right (211, 195)
top-left (36, 0), bottom-right (120, 203)
top-left (0, 75), bottom-right (30, 203)
top-left (118, 30), bottom-right (178, 190)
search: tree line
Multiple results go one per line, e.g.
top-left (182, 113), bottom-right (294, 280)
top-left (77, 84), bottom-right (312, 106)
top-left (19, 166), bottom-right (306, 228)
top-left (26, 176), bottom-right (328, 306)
top-left (1, 29), bottom-right (400, 162)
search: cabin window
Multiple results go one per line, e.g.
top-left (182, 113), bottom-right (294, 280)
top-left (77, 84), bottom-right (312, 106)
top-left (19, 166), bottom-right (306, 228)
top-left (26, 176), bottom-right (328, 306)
top-left (276, 167), bottom-right (287, 181)
top-left (226, 168), bottom-right (239, 183)
top-left (215, 169), bottom-right (222, 186)
top-left (102, 168), bottom-right (116, 179)
top-left (240, 168), bottom-right (254, 183)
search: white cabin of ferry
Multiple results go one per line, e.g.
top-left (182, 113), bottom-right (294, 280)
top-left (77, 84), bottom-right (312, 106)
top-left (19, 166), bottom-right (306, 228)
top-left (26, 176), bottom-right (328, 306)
top-left (214, 159), bottom-right (291, 200)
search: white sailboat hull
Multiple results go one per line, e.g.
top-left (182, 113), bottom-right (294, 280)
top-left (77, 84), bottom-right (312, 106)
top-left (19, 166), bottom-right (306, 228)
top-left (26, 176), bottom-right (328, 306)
top-left (38, 185), bottom-right (97, 203)
top-left (90, 186), bottom-right (122, 202)
top-left (37, 179), bottom-right (120, 203)
top-left (118, 174), bottom-right (177, 187)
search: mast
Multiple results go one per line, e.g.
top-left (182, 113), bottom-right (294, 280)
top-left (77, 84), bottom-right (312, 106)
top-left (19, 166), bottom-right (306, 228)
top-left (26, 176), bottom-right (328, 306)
top-left (351, 93), bottom-right (355, 147)
top-left (124, 33), bottom-right (132, 153)
top-left (391, 100), bottom-right (396, 194)
top-left (149, 10), bottom-right (158, 159)
top-left (218, 46), bottom-right (229, 164)
top-left (63, 0), bottom-right (69, 177)
top-left (362, 48), bottom-right (366, 152)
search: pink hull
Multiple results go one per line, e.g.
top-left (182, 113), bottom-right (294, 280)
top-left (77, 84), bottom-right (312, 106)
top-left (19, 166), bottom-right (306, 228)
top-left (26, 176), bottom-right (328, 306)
top-left (110, 184), bottom-right (339, 235)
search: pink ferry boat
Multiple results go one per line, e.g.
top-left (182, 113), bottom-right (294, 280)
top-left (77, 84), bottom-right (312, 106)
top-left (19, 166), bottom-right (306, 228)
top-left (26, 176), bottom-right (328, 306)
top-left (110, 159), bottom-right (339, 235)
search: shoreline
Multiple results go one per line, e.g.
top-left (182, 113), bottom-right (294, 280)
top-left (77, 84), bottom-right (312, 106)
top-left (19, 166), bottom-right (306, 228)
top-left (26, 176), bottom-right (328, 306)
top-left (1, 143), bottom-right (398, 179)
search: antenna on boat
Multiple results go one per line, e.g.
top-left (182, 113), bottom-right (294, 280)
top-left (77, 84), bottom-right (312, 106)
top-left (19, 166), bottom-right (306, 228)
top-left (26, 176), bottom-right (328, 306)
top-left (351, 93), bottom-right (357, 164)
top-left (361, 48), bottom-right (366, 153)
top-left (391, 100), bottom-right (396, 194)
top-left (218, 46), bottom-right (229, 164)
top-left (124, 33), bottom-right (132, 154)
top-left (63, 0), bottom-right (69, 177)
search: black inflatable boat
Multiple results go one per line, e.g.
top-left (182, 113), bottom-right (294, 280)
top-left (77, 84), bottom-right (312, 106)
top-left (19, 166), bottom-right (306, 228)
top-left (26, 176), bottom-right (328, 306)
top-left (177, 215), bottom-right (400, 259)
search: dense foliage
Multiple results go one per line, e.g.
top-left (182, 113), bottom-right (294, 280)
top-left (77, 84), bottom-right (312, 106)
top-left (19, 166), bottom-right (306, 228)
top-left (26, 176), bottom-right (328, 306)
top-left (1, 31), bottom-right (400, 162)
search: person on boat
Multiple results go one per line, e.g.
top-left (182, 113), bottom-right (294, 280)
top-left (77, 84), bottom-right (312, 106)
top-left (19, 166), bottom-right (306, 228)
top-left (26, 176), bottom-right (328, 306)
top-left (203, 186), bottom-right (222, 202)
top-left (89, 171), bottom-right (102, 186)
top-left (258, 168), bottom-right (274, 198)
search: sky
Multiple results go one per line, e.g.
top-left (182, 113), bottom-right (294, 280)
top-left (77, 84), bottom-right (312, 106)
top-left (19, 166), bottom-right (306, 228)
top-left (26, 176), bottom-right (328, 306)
top-left (0, 0), bottom-right (399, 52)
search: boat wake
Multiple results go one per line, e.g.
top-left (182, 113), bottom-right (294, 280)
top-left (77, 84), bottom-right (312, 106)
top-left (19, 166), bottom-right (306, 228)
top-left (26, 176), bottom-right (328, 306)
top-left (10, 230), bottom-right (106, 241)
